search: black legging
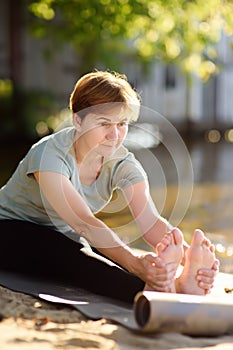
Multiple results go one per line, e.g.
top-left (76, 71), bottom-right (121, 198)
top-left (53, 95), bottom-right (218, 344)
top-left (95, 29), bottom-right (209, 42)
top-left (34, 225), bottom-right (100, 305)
top-left (0, 220), bottom-right (144, 303)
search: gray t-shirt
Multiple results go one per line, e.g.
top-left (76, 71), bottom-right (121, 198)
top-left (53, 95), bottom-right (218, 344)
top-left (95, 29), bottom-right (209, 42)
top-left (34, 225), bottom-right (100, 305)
top-left (0, 127), bottom-right (147, 235)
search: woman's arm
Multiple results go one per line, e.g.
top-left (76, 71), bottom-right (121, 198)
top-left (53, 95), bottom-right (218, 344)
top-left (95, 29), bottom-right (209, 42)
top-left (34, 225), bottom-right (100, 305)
top-left (122, 180), bottom-right (174, 247)
top-left (34, 171), bottom-right (133, 253)
top-left (123, 180), bottom-right (219, 293)
top-left (34, 171), bottom-right (177, 291)
top-left (123, 180), bottom-right (190, 264)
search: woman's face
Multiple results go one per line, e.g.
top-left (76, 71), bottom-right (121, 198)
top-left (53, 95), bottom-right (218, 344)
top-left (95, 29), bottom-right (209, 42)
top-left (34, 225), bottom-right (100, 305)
top-left (76, 106), bottom-right (131, 157)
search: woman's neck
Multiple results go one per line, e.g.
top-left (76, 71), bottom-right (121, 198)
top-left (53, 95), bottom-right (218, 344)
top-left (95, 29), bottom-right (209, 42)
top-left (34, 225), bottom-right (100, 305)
top-left (74, 140), bottom-right (102, 165)
top-left (74, 139), bottom-right (104, 185)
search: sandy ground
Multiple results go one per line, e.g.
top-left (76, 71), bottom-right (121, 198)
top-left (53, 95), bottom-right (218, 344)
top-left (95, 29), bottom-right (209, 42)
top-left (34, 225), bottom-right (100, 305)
top-left (0, 272), bottom-right (232, 350)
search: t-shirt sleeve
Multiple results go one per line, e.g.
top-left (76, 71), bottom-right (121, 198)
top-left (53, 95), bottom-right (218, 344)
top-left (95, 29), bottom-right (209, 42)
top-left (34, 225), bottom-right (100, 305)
top-left (26, 140), bottom-right (71, 178)
top-left (111, 153), bottom-right (148, 190)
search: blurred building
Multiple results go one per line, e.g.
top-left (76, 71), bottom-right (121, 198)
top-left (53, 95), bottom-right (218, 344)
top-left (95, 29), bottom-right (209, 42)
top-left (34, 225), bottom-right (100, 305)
top-left (137, 34), bottom-right (233, 132)
top-left (1, 0), bottom-right (233, 135)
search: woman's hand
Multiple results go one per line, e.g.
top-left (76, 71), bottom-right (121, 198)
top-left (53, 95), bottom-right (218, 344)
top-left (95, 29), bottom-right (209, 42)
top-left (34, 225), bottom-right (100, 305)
top-left (133, 252), bottom-right (177, 292)
top-left (196, 258), bottom-right (220, 294)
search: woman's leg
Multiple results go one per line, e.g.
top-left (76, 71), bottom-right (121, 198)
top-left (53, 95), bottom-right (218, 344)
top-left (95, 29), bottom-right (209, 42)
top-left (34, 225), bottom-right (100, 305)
top-left (0, 220), bottom-right (144, 303)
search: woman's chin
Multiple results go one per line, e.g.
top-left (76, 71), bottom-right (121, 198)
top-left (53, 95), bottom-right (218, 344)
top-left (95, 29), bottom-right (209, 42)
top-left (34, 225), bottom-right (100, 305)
top-left (99, 144), bottom-right (119, 156)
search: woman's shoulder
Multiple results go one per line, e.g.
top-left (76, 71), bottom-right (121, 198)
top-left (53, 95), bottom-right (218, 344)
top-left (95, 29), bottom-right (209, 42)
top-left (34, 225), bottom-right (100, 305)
top-left (31, 127), bottom-right (75, 152)
top-left (22, 127), bottom-right (76, 175)
top-left (113, 145), bottom-right (139, 163)
top-left (108, 146), bottom-right (147, 188)
top-left (105, 146), bottom-right (144, 173)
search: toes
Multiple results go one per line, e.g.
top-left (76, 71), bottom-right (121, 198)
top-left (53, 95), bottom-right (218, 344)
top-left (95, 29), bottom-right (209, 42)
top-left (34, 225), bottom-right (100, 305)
top-left (191, 229), bottom-right (205, 246)
top-left (169, 233), bottom-right (175, 245)
top-left (164, 233), bottom-right (172, 244)
top-left (191, 229), bottom-right (214, 254)
top-left (156, 242), bottom-right (166, 254)
top-left (172, 227), bottom-right (183, 245)
top-left (156, 233), bottom-right (172, 254)
top-left (203, 237), bottom-right (211, 247)
top-left (209, 243), bottom-right (215, 253)
top-left (160, 234), bottom-right (172, 247)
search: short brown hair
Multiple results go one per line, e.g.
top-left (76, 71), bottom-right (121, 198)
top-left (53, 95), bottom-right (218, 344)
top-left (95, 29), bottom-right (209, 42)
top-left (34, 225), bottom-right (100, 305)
top-left (69, 70), bottom-right (140, 121)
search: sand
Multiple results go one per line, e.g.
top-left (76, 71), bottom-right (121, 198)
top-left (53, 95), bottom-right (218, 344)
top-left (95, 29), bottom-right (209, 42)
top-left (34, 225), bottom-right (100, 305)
top-left (0, 272), bottom-right (232, 350)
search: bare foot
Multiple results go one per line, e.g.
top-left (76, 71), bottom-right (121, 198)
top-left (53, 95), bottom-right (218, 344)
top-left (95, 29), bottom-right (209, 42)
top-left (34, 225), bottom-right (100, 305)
top-left (155, 228), bottom-right (184, 292)
top-left (156, 228), bottom-right (184, 265)
top-left (177, 229), bottom-right (215, 295)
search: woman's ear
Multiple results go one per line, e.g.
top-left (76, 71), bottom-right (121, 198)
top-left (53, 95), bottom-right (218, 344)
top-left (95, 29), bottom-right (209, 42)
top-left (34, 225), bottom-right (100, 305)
top-left (73, 113), bottom-right (82, 131)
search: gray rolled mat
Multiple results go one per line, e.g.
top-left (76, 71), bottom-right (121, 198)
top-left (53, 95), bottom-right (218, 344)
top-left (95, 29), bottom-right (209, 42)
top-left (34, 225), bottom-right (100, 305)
top-left (134, 290), bottom-right (233, 335)
top-left (0, 270), bottom-right (232, 335)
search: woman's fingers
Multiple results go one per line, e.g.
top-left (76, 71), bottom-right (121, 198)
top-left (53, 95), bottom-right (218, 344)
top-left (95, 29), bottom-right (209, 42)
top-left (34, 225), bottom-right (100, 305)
top-left (143, 257), bottom-right (177, 290)
top-left (196, 258), bottom-right (220, 292)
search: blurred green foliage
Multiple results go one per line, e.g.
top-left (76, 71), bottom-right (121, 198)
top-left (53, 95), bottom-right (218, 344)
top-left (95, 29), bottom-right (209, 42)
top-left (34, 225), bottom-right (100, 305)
top-left (20, 89), bottom-right (60, 139)
top-left (2, 1), bottom-right (233, 141)
top-left (0, 80), bottom-right (59, 142)
top-left (27, 0), bottom-right (233, 80)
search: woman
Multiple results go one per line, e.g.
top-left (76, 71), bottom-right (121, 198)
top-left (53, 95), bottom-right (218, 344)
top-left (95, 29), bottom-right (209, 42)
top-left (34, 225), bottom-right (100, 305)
top-left (0, 71), bottom-right (218, 303)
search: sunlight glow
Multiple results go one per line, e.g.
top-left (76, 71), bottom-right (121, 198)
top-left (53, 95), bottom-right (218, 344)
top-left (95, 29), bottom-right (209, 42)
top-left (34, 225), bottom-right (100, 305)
top-left (224, 129), bottom-right (233, 142)
top-left (205, 129), bottom-right (221, 143)
top-left (216, 243), bottom-right (226, 254)
top-left (36, 121), bottom-right (49, 137)
top-left (0, 79), bottom-right (13, 97)
top-left (29, 2), bottom-right (55, 20)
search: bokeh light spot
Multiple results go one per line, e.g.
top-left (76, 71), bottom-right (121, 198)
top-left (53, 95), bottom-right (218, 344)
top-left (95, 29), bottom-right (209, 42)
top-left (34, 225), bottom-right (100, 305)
top-left (205, 129), bottom-right (221, 143)
top-left (224, 129), bottom-right (233, 142)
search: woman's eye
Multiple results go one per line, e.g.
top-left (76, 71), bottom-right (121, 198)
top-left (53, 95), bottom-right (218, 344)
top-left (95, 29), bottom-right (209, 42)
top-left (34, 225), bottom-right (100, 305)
top-left (118, 122), bottom-right (127, 127)
top-left (97, 122), bottom-right (107, 126)
top-left (98, 121), bottom-right (128, 127)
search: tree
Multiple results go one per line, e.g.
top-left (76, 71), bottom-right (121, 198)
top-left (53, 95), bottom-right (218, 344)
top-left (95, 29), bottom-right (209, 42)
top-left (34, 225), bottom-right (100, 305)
top-left (27, 0), bottom-right (233, 80)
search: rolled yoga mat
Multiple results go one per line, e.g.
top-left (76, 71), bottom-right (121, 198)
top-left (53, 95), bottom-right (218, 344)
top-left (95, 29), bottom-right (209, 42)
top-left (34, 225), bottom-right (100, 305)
top-left (134, 290), bottom-right (233, 335)
top-left (0, 270), bottom-right (232, 335)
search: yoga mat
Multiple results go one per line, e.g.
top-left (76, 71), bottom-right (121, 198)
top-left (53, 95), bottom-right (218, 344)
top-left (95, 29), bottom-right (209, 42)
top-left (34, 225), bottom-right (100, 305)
top-left (0, 270), bottom-right (138, 330)
top-left (134, 290), bottom-right (233, 335)
top-left (0, 270), bottom-right (232, 335)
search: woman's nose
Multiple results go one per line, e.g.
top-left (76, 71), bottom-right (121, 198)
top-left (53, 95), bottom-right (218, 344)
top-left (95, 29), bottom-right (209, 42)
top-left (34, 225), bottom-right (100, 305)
top-left (106, 124), bottom-right (118, 140)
